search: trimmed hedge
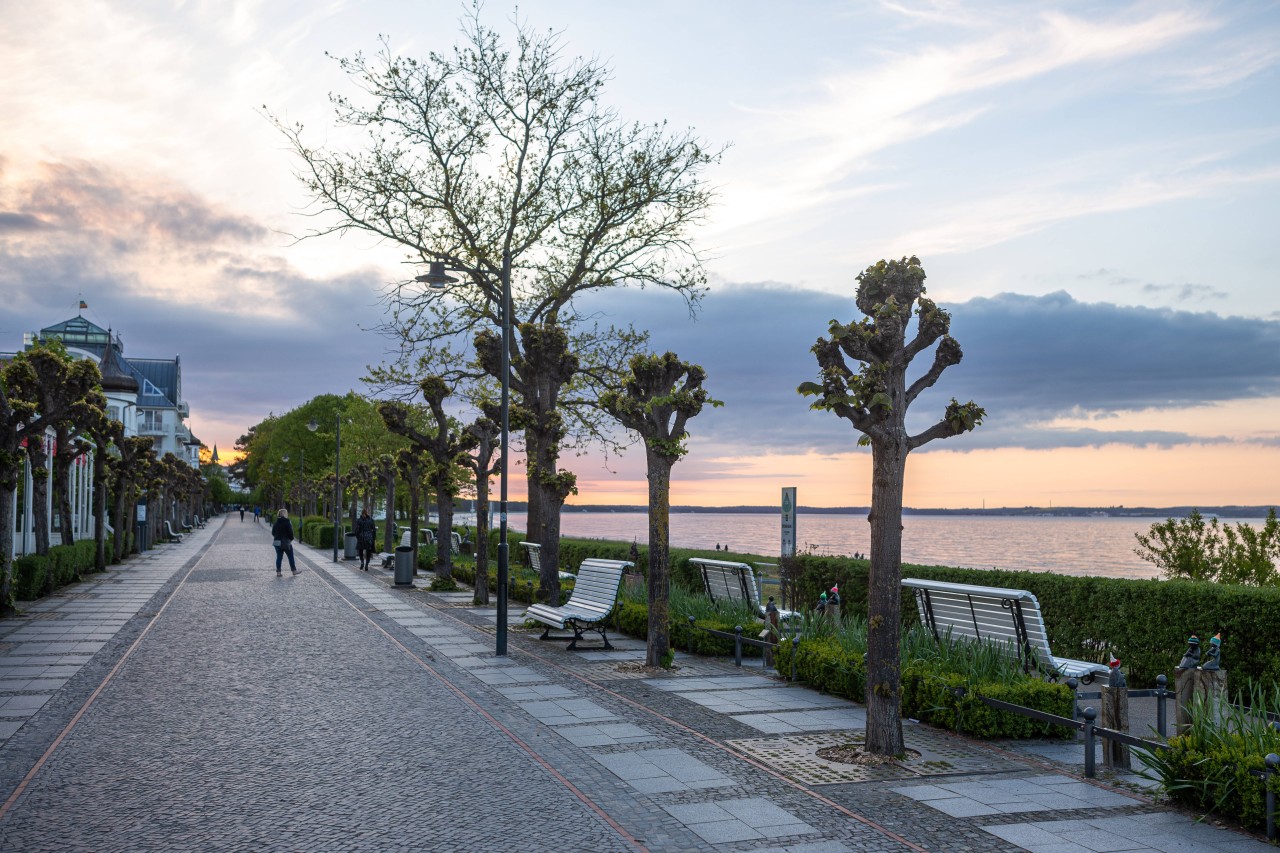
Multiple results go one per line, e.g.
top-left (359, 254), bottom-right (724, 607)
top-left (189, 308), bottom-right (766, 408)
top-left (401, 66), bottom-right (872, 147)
top-left (775, 635), bottom-right (1074, 739)
top-left (13, 538), bottom-right (109, 601)
top-left (789, 555), bottom-right (1280, 687)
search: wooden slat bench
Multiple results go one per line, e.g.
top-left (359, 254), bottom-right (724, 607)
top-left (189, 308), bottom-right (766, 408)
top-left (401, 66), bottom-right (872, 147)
top-left (902, 577), bottom-right (1110, 684)
top-left (525, 558), bottom-right (631, 650)
top-left (164, 521), bottom-right (184, 542)
top-left (689, 558), bottom-right (799, 622)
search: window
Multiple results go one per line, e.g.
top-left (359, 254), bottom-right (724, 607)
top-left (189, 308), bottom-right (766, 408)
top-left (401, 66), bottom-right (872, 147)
top-left (108, 405), bottom-right (121, 422)
top-left (138, 410), bottom-right (165, 433)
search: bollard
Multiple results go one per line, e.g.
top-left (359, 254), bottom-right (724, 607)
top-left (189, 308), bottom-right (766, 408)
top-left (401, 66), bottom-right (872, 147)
top-left (1067, 677), bottom-right (1080, 723)
top-left (1082, 707), bottom-right (1097, 778)
top-left (791, 637), bottom-right (799, 683)
top-left (1267, 753), bottom-right (1279, 841)
top-left (526, 580), bottom-right (533, 604)
top-left (733, 626), bottom-right (743, 667)
top-left (1155, 674), bottom-right (1169, 737)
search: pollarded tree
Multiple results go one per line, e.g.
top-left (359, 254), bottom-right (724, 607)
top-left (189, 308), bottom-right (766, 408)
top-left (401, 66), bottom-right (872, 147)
top-left (601, 352), bottom-right (717, 668)
top-left (799, 256), bottom-right (985, 756)
top-left (273, 10), bottom-right (720, 605)
top-left (379, 378), bottom-right (475, 583)
top-left (461, 410), bottom-right (501, 605)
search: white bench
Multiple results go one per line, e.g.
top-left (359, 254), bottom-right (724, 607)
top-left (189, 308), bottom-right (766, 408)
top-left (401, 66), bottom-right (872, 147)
top-left (520, 541), bottom-right (577, 581)
top-left (689, 558), bottom-right (798, 622)
top-left (525, 559), bottom-right (631, 650)
top-left (164, 521), bottom-right (184, 542)
top-left (902, 577), bottom-right (1110, 685)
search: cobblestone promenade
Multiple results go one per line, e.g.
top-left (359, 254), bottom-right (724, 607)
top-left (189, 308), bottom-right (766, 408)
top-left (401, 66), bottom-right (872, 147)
top-left (0, 517), bottom-right (1272, 852)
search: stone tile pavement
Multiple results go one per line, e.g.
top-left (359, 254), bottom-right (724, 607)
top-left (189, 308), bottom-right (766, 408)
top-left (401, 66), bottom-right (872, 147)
top-left (0, 517), bottom-right (1272, 852)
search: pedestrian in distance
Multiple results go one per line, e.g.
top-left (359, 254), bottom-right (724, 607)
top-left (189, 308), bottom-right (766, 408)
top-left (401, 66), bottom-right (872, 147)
top-left (354, 510), bottom-right (377, 571)
top-left (272, 509), bottom-right (299, 576)
top-left (254, 506), bottom-right (261, 524)
top-left (239, 506), bottom-right (245, 522)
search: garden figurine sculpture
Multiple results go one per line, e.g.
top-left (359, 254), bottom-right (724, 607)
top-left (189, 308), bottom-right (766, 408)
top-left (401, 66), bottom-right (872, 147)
top-left (1177, 635), bottom-right (1200, 670)
top-left (1200, 633), bottom-right (1222, 671)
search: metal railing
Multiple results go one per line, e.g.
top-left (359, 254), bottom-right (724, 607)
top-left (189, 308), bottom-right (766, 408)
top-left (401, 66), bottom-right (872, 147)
top-left (1071, 674), bottom-right (1172, 738)
top-left (950, 685), bottom-right (1170, 779)
top-left (686, 616), bottom-right (778, 667)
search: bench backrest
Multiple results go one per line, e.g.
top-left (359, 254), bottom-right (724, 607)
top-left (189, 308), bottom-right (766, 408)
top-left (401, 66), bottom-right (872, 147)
top-left (520, 541), bottom-right (543, 572)
top-left (563, 559), bottom-right (630, 613)
top-left (690, 558), bottom-right (761, 610)
top-left (902, 577), bottom-right (1060, 675)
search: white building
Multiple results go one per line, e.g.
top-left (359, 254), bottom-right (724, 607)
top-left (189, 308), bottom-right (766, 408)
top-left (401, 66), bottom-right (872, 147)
top-left (3, 315), bottom-right (203, 559)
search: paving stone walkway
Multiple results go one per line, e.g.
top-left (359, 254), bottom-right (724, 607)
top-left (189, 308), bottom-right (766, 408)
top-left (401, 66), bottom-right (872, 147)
top-left (0, 516), bottom-right (1272, 852)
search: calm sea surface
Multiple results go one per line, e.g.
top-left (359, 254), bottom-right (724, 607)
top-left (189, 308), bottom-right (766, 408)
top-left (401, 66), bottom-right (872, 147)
top-left (505, 511), bottom-right (1267, 580)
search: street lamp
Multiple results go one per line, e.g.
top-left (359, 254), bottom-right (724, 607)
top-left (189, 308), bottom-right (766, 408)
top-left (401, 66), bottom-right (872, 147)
top-left (307, 416), bottom-right (341, 563)
top-left (416, 255), bottom-right (512, 656)
top-left (283, 449), bottom-right (306, 516)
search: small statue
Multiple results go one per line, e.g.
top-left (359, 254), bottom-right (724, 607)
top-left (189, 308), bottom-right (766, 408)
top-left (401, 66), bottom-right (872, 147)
top-left (1200, 633), bottom-right (1222, 671)
top-left (1108, 653), bottom-right (1127, 689)
top-left (828, 585), bottom-right (841, 607)
top-left (815, 591), bottom-right (827, 615)
top-left (1177, 635), bottom-right (1200, 670)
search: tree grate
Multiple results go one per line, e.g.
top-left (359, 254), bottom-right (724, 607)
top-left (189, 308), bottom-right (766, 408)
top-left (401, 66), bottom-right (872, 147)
top-left (726, 729), bottom-right (1017, 785)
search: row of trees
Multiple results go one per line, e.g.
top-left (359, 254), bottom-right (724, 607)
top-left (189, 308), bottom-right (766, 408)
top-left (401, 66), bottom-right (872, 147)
top-left (1, 341), bottom-right (225, 614)
top-left (270, 10), bottom-right (984, 757)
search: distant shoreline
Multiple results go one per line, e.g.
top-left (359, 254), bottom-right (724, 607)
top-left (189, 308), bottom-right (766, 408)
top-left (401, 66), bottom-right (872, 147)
top-left (552, 504), bottom-right (1275, 519)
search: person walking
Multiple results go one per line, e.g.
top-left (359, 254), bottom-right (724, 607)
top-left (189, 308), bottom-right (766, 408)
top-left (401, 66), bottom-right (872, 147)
top-left (254, 506), bottom-right (261, 524)
top-left (239, 506), bottom-right (245, 522)
top-left (271, 509), bottom-right (299, 576)
top-left (354, 510), bottom-right (377, 571)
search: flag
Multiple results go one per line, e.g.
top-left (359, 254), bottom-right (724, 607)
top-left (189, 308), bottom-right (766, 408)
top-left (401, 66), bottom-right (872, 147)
top-left (79, 300), bottom-right (88, 309)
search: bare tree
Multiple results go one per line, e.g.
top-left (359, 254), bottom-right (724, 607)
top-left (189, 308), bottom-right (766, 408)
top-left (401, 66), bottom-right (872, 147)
top-left (271, 10), bottom-right (720, 604)
top-left (602, 352), bottom-right (716, 667)
top-left (799, 256), bottom-right (985, 756)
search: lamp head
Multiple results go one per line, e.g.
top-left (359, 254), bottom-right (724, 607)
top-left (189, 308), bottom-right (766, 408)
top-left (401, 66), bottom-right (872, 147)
top-left (415, 261), bottom-right (459, 290)
top-left (307, 418), bottom-right (319, 432)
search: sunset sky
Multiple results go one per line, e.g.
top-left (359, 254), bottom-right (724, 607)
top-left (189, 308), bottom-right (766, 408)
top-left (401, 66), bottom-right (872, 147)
top-left (2, 1), bottom-right (1278, 509)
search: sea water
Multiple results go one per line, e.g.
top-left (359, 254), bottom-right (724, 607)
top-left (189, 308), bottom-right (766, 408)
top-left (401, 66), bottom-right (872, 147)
top-left (506, 511), bottom-right (1267, 580)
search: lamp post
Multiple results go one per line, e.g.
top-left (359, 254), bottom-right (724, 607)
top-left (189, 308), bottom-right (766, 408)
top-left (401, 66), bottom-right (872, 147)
top-left (282, 449), bottom-right (305, 516)
top-left (416, 257), bottom-right (511, 656)
top-left (307, 416), bottom-right (340, 562)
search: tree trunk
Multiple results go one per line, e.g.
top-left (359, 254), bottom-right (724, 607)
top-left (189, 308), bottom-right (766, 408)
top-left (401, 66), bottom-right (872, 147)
top-left (474, 469), bottom-right (490, 605)
top-left (0, 463), bottom-right (19, 616)
top-left (408, 482), bottom-right (420, 570)
top-left (434, 477), bottom-right (454, 582)
top-left (26, 438), bottom-right (51, 556)
top-left (865, 435), bottom-right (908, 756)
top-left (93, 459), bottom-right (108, 570)
top-left (383, 472), bottom-right (396, 552)
top-left (53, 444), bottom-right (75, 547)
top-left (527, 428), bottom-right (573, 605)
top-left (645, 450), bottom-right (674, 667)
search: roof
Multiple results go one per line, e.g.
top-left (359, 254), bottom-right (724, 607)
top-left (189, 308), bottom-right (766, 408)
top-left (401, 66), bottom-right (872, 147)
top-left (130, 358), bottom-right (179, 407)
top-left (98, 341), bottom-right (139, 393)
top-left (39, 316), bottom-right (112, 357)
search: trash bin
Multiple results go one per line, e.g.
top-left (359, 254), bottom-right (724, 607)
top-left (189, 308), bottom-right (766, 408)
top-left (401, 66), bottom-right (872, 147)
top-left (344, 532), bottom-right (358, 559)
top-left (394, 546), bottom-right (415, 587)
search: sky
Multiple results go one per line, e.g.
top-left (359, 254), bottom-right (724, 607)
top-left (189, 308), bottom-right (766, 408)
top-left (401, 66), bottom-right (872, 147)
top-left (2, 0), bottom-right (1278, 509)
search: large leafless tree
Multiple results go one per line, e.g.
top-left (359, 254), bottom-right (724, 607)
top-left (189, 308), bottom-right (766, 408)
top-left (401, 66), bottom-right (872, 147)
top-left (271, 10), bottom-right (720, 604)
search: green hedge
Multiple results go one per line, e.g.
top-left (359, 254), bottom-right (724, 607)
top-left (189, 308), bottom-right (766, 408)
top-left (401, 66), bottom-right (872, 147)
top-left (775, 635), bottom-right (1074, 739)
top-left (790, 555), bottom-right (1280, 687)
top-left (13, 539), bottom-right (106, 601)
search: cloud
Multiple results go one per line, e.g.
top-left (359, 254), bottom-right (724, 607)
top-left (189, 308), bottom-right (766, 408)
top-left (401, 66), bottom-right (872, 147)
top-left (577, 284), bottom-right (1280, 455)
top-left (0, 157), bottom-right (400, 451)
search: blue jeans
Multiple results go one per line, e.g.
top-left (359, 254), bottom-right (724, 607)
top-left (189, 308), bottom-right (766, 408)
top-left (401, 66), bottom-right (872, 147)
top-left (275, 542), bottom-right (296, 572)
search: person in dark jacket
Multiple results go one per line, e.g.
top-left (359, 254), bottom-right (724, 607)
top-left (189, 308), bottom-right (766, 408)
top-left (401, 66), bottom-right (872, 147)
top-left (354, 510), bottom-right (377, 571)
top-left (271, 509), bottom-right (299, 576)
